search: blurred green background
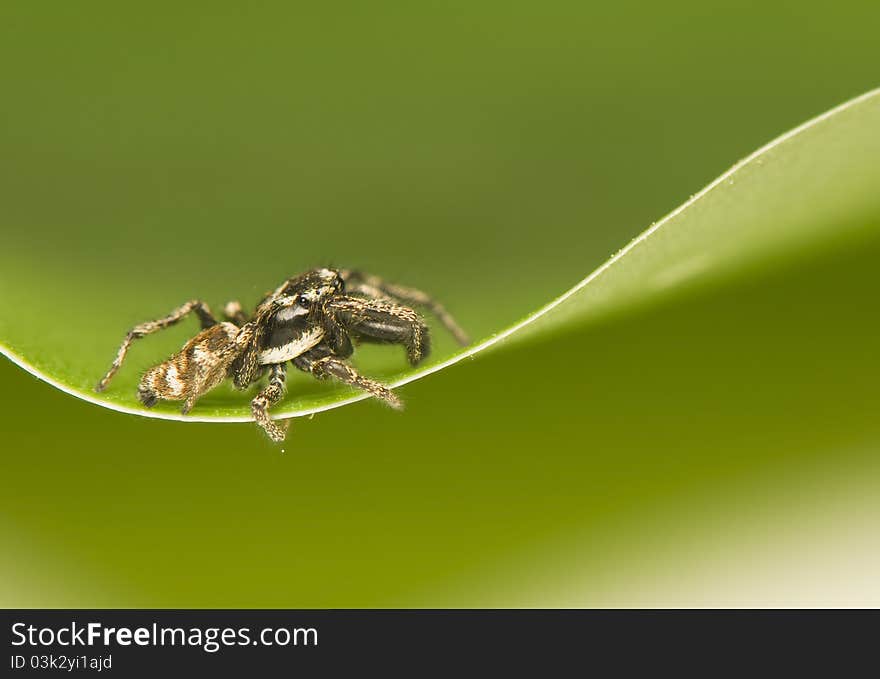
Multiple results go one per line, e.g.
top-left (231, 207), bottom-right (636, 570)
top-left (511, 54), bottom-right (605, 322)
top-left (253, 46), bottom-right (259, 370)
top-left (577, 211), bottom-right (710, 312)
top-left (2, 1), bottom-right (879, 606)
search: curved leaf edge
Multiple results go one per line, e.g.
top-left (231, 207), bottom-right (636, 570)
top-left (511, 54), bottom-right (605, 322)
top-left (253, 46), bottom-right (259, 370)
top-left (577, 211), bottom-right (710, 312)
top-left (3, 87), bottom-right (878, 423)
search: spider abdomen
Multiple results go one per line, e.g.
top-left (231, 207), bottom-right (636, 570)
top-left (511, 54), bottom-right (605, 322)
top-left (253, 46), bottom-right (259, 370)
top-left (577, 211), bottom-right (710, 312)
top-left (138, 322), bottom-right (239, 408)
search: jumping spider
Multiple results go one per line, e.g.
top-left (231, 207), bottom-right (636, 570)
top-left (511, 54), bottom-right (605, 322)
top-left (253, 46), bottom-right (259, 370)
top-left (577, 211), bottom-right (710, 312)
top-left (95, 268), bottom-right (469, 442)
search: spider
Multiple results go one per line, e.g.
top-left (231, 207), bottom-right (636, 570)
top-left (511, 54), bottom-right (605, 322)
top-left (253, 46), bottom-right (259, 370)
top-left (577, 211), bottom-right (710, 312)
top-left (95, 268), bottom-right (469, 442)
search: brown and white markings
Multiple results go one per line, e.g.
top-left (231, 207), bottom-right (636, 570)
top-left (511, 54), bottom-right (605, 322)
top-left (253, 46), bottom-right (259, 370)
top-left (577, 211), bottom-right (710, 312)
top-left (95, 268), bottom-right (469, 442)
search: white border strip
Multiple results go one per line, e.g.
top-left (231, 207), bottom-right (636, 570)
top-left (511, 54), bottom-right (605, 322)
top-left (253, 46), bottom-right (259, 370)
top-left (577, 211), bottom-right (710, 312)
top-left (3, 88), bottom-right (878, 423)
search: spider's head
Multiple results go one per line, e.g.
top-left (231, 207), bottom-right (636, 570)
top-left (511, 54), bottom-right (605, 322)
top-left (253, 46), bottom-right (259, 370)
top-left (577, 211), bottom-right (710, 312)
top-left (269, 268), bottom-right (344, 321)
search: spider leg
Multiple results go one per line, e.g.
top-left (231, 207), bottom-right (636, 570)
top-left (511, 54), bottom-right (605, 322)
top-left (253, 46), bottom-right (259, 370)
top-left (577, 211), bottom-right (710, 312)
top-left (324, 296), bottom-right (430, 365)
top-left (251, 362), bottom-right (289, 442)
top-left (223, 299), bottom-right (249, 325)
top-left (293, 346), bottom-right (403, 410)
top-left (340, 269), bottom-right (470, 346)
top-left (96, 300), bottom-right (217, 392)
top-left (230, 309), bottom-right (276, 390)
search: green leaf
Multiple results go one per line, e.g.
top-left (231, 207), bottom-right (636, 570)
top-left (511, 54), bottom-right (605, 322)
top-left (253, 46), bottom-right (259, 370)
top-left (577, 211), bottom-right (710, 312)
top-left (2, 89), bottom-right (879, 425)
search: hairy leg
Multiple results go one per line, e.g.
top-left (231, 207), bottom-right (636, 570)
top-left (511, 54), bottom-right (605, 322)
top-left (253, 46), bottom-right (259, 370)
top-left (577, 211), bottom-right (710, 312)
top-left (324, 296), bottom-right (430, 366)
top-left (251, 363), bottom-right (289, 442)
top-left (223, 300), bottom-right (249, 325)
top-left (293, 346), bottom-right (403, 409)
top-left (96, 300), bottom-right (217, 392)
top-left (230, 309), bottom-right (275, 390)
top-left (340, 269), bottom-right (470, 346)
